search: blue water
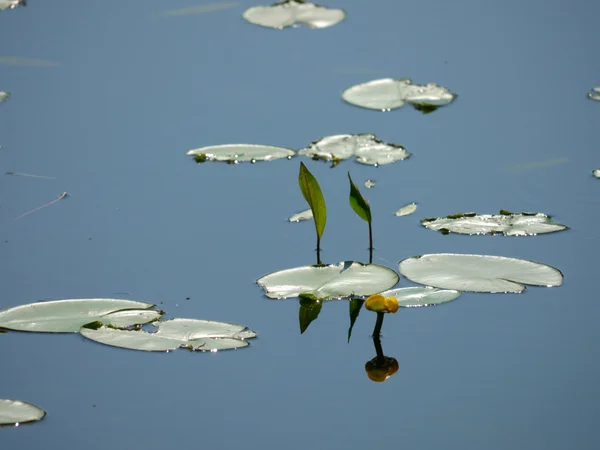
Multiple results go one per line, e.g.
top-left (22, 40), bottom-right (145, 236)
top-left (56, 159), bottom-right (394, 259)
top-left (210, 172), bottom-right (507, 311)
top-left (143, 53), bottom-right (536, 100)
top-left (1, 0), bottom-right (599, 448)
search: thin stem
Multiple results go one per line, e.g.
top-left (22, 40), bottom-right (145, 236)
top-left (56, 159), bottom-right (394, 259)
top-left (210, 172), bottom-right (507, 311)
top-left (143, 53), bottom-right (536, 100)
top-left (15, 192), bottom-right (68, 220)
top-left (316, 235), bottom-right (322, 265)
top-left (372, 311), bottom-right (384, 338)
top-left (368, 220), bottom-right (373, 264)
top-left (373, 335), bottom-right (385, 364)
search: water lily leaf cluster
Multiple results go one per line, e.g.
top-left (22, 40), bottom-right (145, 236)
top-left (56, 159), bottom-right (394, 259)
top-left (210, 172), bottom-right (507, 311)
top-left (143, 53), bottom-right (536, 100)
top-left (298, 133), bottom-right (410, 166)
top-left (187, 144), bottom-right (295, 164)
top-left (342, 78), bottom-right (457, 113)
top-left (0, 399), bottom-right (45, 426)
top-left (257, 261), bottom-right (399, 300)
top-left (0, 299), bottom-right (256, 352)
top-left (398, 254), bottom-right (563, 293)
top-left (243, 0), bottom-right (346, 29)
top-left (421, 211), bottom-right (568, 236)
top-left (588, 87), bottom-right (600, 101)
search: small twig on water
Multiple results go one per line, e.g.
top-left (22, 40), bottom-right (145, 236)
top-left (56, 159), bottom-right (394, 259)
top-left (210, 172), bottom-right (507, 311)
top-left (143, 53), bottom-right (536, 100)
top-left (15, 192), bottom-right (68, 220)
top-left (6, 171), bottom-right (55, 179)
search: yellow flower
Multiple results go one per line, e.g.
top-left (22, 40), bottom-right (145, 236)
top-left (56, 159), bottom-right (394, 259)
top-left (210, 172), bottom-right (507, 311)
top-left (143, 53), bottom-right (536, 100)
top-left (365, 294), bottom-right (399, 313)
top-left (365, 357), bottom-right (399, 382)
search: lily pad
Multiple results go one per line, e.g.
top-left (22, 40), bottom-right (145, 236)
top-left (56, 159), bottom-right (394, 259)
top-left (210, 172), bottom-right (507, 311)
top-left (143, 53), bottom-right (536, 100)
top-left (378, 287), bottom-right (460, 307)
top-left (80, 318), bottom-right (256, 352)
top-left (364, 180), bottom-right (376, 188)
top-left (588, 87), bottom-right (600, 101)
top-left (99, 309), bottom-right (162, 328)
top-left (0, 299), bottom-right (155, 333)
top-left (243, 0), bottom-right (345, 29)
top-left (187, 144), bottom-right (296, 164)
top-left (395, 203), bottom-right (417, 216)
top-left (593, 169), bottom-right (600, 178)
top-left (0, 0), bottom-right (25, 12)
top-left (421, 211), bottom-right (567, 236)
top-left (289, 208), bottom-right (313, 222)
top-left (0, 91), bottom-right (9, 103)
top-left (0, 399), bottom-right (45, 426)
top-left (257, 261), bottom-right (399, 300)
top-left (298, 134), bottom-right (410, 166)
top-left (398, 254), bottom-right (563, 293)
top-left (342, 78), bottom-right (456, 112)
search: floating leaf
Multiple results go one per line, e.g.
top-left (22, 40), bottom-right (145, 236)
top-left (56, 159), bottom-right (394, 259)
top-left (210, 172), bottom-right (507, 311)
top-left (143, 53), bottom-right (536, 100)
top-left (0, 91), bottom-right (9, 103)
top-left (0, 299), bottom-right (155, 333)
top-left (288, 208), bottom-right (313, 222)
top-left (80, 318), bottom-right (256, 352)
top-left (298, 134), bottom-right (410, 166)
top-left (186, 144), bottom-right (295, 164)
top-left (421, 211), bottom-right (567, 236)
top-left (342, 78), bottom-right (456, 112)
top-left (99, 309), bottom-right (162, 328)
top-left (348, 173), bottom-right (371, 223)
top-left (398, 254), bottom-right (563, 293)
top-left (593, 169), bottom-right (600, 178)
top-left (395, 203), bottom-right (417, 217)
top-left (299, 298), bottom-right (322, 334)
top-left (588, 87), bottom-right (600, 101)
top-left (378, 287), bottom-right (460, 307)
top-left (298, 162), bottom-right (326, 240)
top-left (243, 0), bottom-right (345, 29)
top-left (257, 261), bottom-right (399, 300)
top-left (0, 399), bottom-right (46, 426)
top-left (364, 180), bottom-right (376, 188)
top-left (0, 0), bottom-right (25, 12)
top-left (347, 298), bottom-right (365, 342)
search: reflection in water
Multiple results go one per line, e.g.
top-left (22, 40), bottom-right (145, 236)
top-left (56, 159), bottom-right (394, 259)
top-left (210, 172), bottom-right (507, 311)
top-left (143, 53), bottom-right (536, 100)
top-left (298, 297), bottom-right (322, 334)
top-left (365, 336), bottom-right (398, 383)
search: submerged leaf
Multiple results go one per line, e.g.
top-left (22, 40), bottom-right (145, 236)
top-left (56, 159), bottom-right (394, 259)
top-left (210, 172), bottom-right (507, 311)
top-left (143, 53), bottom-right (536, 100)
top-left (243, 0), bottom-right (345, 29)
top-left (395, 203), bottom-right (417, 217)
top-left (421, 211), bottom-right (567, 236)
top-left (298, 162), bottom-right (326, 239)
top-left (0, 399), bottom-right (45, 426)
top-left (348, 173), bottom-right (371, 223)
top-left (80, 318), bottom-right (256, 352)
top-left (398, 254), bottom-right (563, 293)
top-left (257, 261), bottom-right (399, 300)
top-left (299, 134), bottom-right (410, 166)
top-left (299, 298), bottom-right (322, 334)
top-left (288, 208), bottom-right (313, 222)
top-left (186, 144), bottom-right (295, 163)
top-left (378, 287), bottom-right (460, 307)
top-left (0, 299), bottom-right (155, 333)
top-left (342, 78), bottom-right (456, 112)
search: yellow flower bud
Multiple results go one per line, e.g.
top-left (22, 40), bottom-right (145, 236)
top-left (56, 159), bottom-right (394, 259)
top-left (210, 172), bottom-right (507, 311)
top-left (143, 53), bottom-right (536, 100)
top-left (365, 294), bottom-right (399, 313)
top-left (365, 357), bottom-right (399, 383)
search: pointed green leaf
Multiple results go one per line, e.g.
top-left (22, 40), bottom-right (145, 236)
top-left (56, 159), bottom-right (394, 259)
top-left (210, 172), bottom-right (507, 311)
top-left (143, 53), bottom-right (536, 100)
top-left (347, 298), bottom-right (365, 342)
top-left (298, 162), bottom-right (326, 239)
top-left (299, 298), bottom-right (322, 334)
top-left (348, 172), bottom-right (371, 223)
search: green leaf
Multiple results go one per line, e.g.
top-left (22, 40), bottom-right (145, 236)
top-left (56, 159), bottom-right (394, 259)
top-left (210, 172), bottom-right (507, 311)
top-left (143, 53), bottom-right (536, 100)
top-left (298, 162), bottom-right (327, 240)
top-left (347, 298), bottom-right (365, 343)
top-left (348, 172), bottom-right (371, 223)
top-left (299, 298), bottom-right (322, 334)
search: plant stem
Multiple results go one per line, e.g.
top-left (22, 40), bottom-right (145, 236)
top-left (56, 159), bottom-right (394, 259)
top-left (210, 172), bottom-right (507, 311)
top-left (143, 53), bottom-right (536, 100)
top-left (373, 335), bottom-right (385, 364)
top-left (372, 311), bottom-right (384, 338)
top-left (316, 235), bottom-right (322, 265)
top-left (368, 220), bottom-right (373, 264)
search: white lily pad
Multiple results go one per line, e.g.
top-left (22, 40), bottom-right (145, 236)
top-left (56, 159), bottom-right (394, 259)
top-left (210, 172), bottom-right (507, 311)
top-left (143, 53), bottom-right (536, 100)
top-left (187, 144), bottom-right (295, 164)
top-left (398, 254), bottom-right (563, 293)
top-left (99, 309), bottom-right (162, 328)
top-left (0, 399), bottom-right (46, 426)
top-left (298, 134), bottom-right (410, 166)
top-left (593, 169), bottom-right (600, 178)
top-left (243, 0), bottom-right (345, 29)
top-left (0, 299), bottom-right (155, 333)
top-left (342, 78), bottom-right (456, 112)
top-left (257, 261), bottom-right (399, 300)
top-left (0, 0), bottom-right (25, 12)
top-left (0, 91), bottom-right (9, 103)
top-left (421, 211), bottom-right (567, 236)
top-left (379, 287), bottom-right (460, 307)
top-left (80, 318), bottom-right (256, 352)
top-left (589, 87), bottom-right (600, 101)
top-left (395, 203), bottom-right (417, 216)
top-left (289, 208), bottom-right (313, 222)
